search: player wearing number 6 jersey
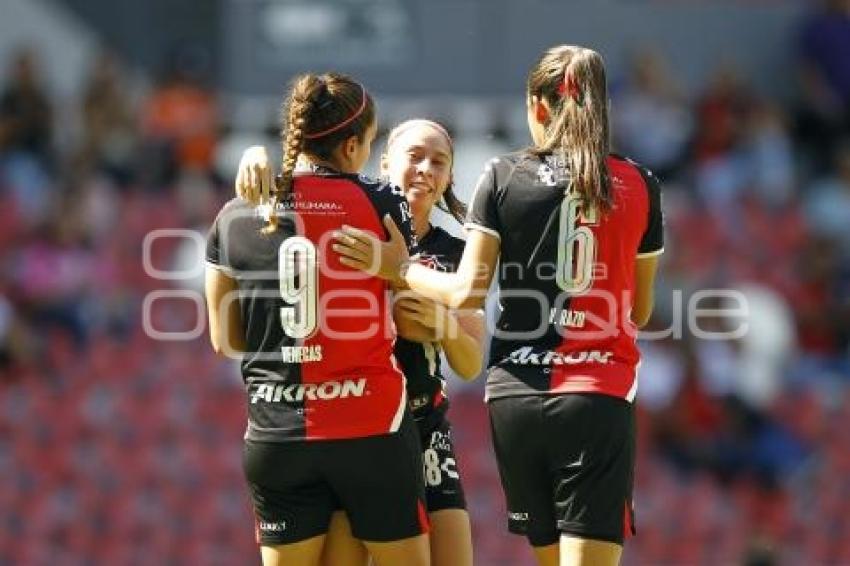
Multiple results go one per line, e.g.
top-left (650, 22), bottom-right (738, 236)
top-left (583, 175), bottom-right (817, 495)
top-left (333, 46), bottom-right (663, 566)
top-left (205, 73), bottom-right (429, 566)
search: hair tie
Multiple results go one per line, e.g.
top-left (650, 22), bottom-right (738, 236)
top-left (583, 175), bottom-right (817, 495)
top-left (304, 84), bottom-right (368, 139)
top-left (557, 72), bottom-right (583, 106)
top-left (313, 79), bottom-right (335, 110)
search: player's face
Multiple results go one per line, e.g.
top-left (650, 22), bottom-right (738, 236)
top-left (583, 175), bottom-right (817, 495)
top-left (383, 125), bottom-right (453, 220)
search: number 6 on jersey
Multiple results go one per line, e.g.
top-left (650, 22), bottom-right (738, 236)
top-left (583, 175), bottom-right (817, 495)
top-left (279, 237), bottom-right (318, 338)
top-left (556, 193), bottom-right (599, 295)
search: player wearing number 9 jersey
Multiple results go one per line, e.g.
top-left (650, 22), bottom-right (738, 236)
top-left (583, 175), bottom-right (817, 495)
top-left (207, 168), bottom-right (415, 442)
top-left (233, 118), bottom-right (484, 566)
top-left (205, 73), bottom-right (430, 566)
top-left (333, 46), bottom-right (663, 566)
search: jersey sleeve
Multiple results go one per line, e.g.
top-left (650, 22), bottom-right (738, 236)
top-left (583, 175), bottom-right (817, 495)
top-left (205, 210), bottom-right (234, 274)
top-left (637, 167), bottom-right (664, 257)
top-left (373, 182), bottom-right (419, 254)
top-left (464, 158), bottom-right (502, 240)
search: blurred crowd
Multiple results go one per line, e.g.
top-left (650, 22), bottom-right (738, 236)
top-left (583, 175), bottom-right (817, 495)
top-left (1, 1), bottom-right (849, 564)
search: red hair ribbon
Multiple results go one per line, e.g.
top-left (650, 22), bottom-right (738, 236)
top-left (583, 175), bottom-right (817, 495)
top-left (557, 72), bottom-right (582, 105)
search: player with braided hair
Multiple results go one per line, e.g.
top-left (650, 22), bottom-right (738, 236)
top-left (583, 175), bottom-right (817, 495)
top-left (205, 72), bottom-right (429, 566)
top-left (235, 118), bottom-right (483, 566)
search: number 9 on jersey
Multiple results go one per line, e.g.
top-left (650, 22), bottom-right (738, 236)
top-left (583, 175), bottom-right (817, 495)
top-left (279, 237), bottom-right (319, 339)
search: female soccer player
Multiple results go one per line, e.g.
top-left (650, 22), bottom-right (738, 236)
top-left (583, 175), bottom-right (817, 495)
top-left (205, 73), bottom-right (430, 566)
top-left (333, 45), bottom-right (664, 566)
top-left (235, 118), bottom-right (482, 566)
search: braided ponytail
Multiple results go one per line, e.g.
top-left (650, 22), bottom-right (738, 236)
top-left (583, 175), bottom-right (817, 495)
top-left (264, 73), bottom-right (375, 233)
top-left (264, 76), bottom-right (315, 232)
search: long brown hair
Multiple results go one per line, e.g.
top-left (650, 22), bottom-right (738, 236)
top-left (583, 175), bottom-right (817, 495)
top-left (438, 184), bottom-right (467, 224)
top-left (527, 45), bottom-right (612, 212)
top-left (266, 72), bottom-right (375, 232)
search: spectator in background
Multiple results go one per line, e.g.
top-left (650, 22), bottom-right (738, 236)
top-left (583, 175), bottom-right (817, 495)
top-left (804, 140), bottom-right (850, 260)
top-left (790, 236), bottom-right (848, 359)
top-left (0, 291), bottom-right (21, 370)
top-left (743, 101), bottom-right (796, 209)
top-left (693, 65), bottom-right (752, 164)
top-left (76, 52), bottom-right (138, 185)
top-left (0, 48), bottom-right (54, 226)
top-left (612, 48), bottom-right (692, 182)
top-left (141, 45), bottom-right (218, 186)
top-left (692, 64), bottom-right (754, 209)
top-left (11, 193), bottom-right (97, 347)
top-left (796, 0), bottom-right (850, 174)
top-left (0, 48), bottom-right (52, 164)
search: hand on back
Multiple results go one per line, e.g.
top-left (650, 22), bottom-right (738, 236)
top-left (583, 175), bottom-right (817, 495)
top-left (235, 145), bottom-right (274, 205)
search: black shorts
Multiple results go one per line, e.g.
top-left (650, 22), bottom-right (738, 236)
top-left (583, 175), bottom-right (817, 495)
top-left (419, 417), bottom-right (467, 512)
top-left (243, 413), bottom-right (428, 546)
top-left (488, 393), bottom-right (636, 547)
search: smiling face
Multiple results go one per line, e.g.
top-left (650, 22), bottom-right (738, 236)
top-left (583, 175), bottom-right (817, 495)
top-left (382, 121), bottom-right (453, 221)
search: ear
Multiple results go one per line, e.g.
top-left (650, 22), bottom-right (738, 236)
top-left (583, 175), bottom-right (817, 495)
top-left (343, 135), bottom-right (359, 158)
top-left (379, 152), bottom-right (390, 176)
top-left (533, 96), bottom-right (550, 125)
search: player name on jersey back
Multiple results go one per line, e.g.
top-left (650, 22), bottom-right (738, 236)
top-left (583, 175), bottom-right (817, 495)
top-left (281, 346), bottom-right (323, 363)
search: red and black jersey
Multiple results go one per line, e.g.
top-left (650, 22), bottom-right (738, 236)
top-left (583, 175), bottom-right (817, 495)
top-left (206, 170), bottom-right (417, 442)
top-left (393, 226), bottom-right (465, 426)
top-left (465, 151), bottom-right (663, 403)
